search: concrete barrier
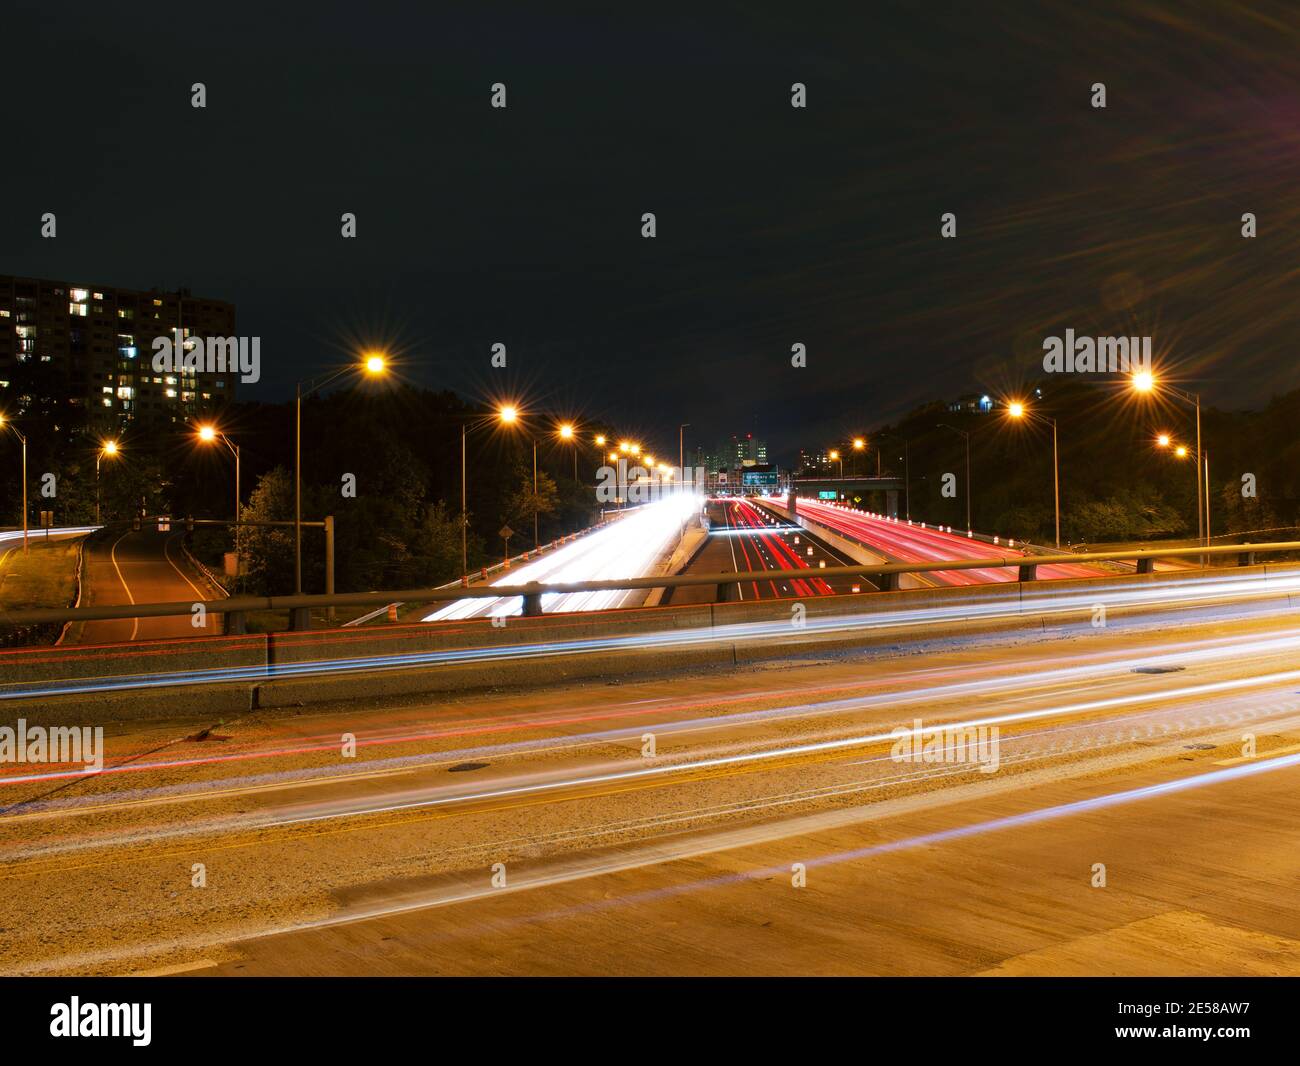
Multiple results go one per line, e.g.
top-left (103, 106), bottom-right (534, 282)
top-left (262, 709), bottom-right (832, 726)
top-left (3, 564), bottom-right (1299, 721)
top-left (0, 633), bottom-right (267, 694)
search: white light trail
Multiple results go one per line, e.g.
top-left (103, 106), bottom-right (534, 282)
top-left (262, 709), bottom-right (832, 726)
top-left (425, 494), bottom-right (702, 620)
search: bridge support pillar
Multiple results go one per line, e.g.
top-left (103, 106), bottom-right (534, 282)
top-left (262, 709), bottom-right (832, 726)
top-left (787, 489), bottom-right (796, 515)
top-left (1238, 550), bottom-right (1256, 567)
top-left (521, 583), bottom-right (545, 617)
top-left (1017, 563), bottom-right (1038, 581)
top-left (223, 610), bottom-right (246, 635)
top-left (1135, 557), bottom-right (1155, 574)
top-left (885, 490), bottom-right (899, 518)
top-left (289, 606), bottom-right (312, 630)
top-left (875, 572), bottom-right (900, 591)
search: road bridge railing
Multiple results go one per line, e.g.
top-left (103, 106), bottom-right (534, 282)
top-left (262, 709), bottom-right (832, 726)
top-left (2, 540), bottom-right (1298, 634)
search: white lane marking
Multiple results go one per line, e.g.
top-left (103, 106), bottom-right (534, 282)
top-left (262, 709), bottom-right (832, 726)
top-left (163, 534), bottom-right (214, 631)
top-left (128, 958), bottom-right (219, 976)
top-left (109, 530), bottom-right (139, 642)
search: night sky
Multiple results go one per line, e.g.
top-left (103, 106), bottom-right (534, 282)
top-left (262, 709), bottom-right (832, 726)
top-left (3, 1), bottom-right (1297, 462)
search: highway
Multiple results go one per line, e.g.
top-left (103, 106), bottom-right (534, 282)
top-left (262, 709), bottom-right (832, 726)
top-left (3, 590), bottom-right (1300, 976)
top-left (424, 494), bottom-right (702, 620)
top-left (668, 498), bottom-right (860, 603)
top-left (787, 497), bottom-right (1107, 584)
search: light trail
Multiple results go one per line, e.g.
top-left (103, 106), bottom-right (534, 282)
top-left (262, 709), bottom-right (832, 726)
top-left (10, 647), bottom-right (1300, 858)
top-left (781, 496), bottom-right (1104, 583)
top-left (3, 564), bottom-right (1300, 702)
top-left (0, 525), bottom-right (100, 545)
top-left (424, 494), bottom-right (702, 620)
top-left (723, 497), bottom-right (833, 598)
top-left (6, 621), bottom-right (1300, 800)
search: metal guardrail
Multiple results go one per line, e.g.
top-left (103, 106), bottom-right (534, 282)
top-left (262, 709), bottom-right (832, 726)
top-left (0, 540), bottom-right (1296, 634)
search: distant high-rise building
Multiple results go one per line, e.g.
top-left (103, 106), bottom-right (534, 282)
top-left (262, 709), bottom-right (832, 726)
top-left (797, 447), bottom-right (832, 474)
top-left (731, 432), bottom-right (767, 467)
top-left (0, 274), bottom-right (236, 426)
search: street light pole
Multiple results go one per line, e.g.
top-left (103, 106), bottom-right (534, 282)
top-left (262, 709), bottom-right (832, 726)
top-left (679, 423), bottom-right (689, 472)
top-left (1194, 397), bottom-right (1204, 547)
top-left (1203, 449), bottom-right (1212, 546)
top-left (295, 355), bottom-right (387, 595)
top-left (295, 378), bottom-right (303, 594)
top-left (533, 438), bottom-right (539, 549)
top-left (1, 418), bottom-right (28, 552)
top-left (1133, 375), bottom-right (1205, 552)
top-left (1004, 404), bottom-right (1059, 548)
top-left (937, 424), bottom-right (972, 531)
top-left (1052, 418), bottom-right (1060, 549)
top-left (461, 422), bottom-right (468, 576)
top-left (20, 432), bottom-right (26, 552)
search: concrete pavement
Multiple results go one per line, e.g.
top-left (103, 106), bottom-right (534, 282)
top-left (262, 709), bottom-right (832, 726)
top-left (2, 600), bottom-right (1299, 976)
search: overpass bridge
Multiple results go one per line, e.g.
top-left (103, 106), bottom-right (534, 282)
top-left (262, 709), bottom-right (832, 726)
top-left (788, 476), bottom-right (906, 517)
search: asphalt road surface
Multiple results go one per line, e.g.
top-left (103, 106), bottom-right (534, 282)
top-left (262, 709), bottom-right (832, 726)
top-left (3, 595), bottom-right (1299, 976)
top-left (69, 528), bottom-right (223, 643)
top-left (669, 498), bottom-right (864, 604)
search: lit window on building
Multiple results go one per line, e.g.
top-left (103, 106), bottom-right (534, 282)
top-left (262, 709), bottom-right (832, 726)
top-left (71, 289), bottom-right (89, 302)
top-left (68, 303), bottom-right (88, 317)
top-left (165, 388), bottom-right (177, 398)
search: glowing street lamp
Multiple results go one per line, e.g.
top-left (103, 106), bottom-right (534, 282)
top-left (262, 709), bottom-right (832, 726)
top-left (852, 437), bottom-right (866, 476)
top-left (828, 448), bottom-right (843, 478)
top-left (558, 423), bottom-right (579, 478)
